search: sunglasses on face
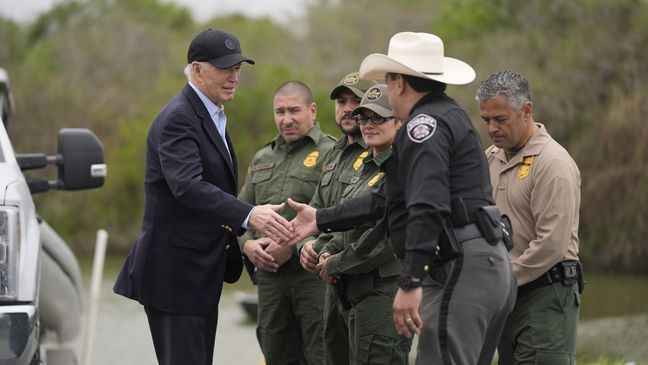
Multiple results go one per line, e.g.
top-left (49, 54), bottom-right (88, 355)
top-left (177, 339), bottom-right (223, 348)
top-left (355, 115), bottom-right (394, 126)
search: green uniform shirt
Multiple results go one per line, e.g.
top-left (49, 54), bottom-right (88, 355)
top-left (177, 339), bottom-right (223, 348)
top-left (299, 135), bottom-right (368, 252)
top-left (238, 123), bottom-right (336, 253)
top-left (321, 149), bottom-right (401, 278)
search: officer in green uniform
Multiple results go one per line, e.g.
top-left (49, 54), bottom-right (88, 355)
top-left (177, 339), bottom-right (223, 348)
top-left (317, 84), bottom-right (411, 364)
top-left (296, 72), bottom-right (375, 365)
top-left (238, 81), bottom-right (336, 365)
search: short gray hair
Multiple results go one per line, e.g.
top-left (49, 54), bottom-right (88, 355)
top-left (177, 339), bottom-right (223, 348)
top-left (185, 61), bottom-right (211, 82)
top-left (476, 70), bottom-right (532, 111)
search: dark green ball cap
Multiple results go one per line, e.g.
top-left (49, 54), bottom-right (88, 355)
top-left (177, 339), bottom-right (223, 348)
top-left (329, 72), bottom-right (377, 100)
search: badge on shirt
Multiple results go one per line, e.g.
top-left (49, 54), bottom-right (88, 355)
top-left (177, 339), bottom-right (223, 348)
top-left (517, 156), bottom-right (534, 179)
top-left (407, 114), bottom-right (437, 143)
top-left (303, 150), bottom-right (319, 168)
top-left (353, 151), bottom-right (369, 171)
top-left (367, 171), bottom-right (385, 187)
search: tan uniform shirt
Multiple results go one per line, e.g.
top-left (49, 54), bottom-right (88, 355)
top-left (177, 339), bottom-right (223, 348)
top-left (486, 123), bottom-right (580, 286)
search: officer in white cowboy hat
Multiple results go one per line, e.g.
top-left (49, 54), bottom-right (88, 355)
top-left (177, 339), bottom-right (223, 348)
top-left (285, 32), bottom-right (517, 365)
top-left (361, 31), bottom-right (517, 365)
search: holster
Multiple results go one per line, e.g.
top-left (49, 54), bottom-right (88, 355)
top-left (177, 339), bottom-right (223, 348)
top-left (437, 217), bottom-right (463, 261)
top-left (500, 214), bottom-right (514, 251)
top-left (576, 261), bottom-right (585, 294)
top-left (474, 205), bottom-right (503, 246)
top-left (332, 276), bottom-right (353, 310)
top-left (558, 260), bottom-right (585, 294)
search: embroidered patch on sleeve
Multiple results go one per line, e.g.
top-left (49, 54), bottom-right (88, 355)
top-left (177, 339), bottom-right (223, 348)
top-left (407, 114), bottom-right (437, 143)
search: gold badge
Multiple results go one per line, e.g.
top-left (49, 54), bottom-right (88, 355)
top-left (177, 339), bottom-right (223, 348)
top-left (517, 164), bottom-right (530, 179)
top-left (522, 156), bottom-right (534, 165)
top-left (517, 156), bottom-right (534, 180)
top-left (367, 172), bottom-right (384, 187)
top-left (343, 74), bottom-right (359, 85)
top-left (353, 151), bottom-right (369, 171)
top-left (303, 151), bottom-right (319, 168)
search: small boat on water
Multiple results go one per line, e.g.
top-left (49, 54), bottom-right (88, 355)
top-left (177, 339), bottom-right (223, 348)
top-left (234, 291), bottom-right (258, 320)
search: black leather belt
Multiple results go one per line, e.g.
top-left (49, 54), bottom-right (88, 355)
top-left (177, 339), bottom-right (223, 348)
top-left (517, 260), bottom-right (578, 297)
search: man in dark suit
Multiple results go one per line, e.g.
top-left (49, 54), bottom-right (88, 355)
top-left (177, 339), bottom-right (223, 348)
top-left (113, 29), bottom-right (292, 365)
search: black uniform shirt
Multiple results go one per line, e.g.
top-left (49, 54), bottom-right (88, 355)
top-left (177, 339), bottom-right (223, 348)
top-left (317, 91), bottom-right (493, 279)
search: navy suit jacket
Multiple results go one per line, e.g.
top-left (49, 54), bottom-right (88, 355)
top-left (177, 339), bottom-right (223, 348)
top-left (114, 84), bottom-right (252, 316)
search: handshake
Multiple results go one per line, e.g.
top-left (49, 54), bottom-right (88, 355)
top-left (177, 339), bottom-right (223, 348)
top-left (245, 198), bottom-right (323, 273)
top-left (249, 198), bottom-right (318, 245)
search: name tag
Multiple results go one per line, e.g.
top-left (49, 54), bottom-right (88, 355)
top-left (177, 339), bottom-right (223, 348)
top-left (251, 162), bottom-right (275, 172)
top-left (323, 162), bottom-right (337, 172)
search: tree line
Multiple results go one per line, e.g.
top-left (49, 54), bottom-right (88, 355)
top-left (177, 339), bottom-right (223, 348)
top-left (0, 0), bottom-right (646, 272)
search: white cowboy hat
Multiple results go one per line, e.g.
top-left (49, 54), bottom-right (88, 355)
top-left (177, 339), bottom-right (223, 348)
top-left (359, 32), bottom-right (475, 85)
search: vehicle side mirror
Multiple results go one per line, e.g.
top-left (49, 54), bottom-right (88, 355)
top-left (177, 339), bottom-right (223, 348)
top-left (15, 128), bottom-right (106, 194)
top-left (58, 128), bottom-right (106, 190)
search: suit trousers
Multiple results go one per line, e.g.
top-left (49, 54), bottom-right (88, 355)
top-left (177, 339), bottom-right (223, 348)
top-left (416, 237), bottom-right (517, 365)
top-left (144, 306), bottom-right (219, 365)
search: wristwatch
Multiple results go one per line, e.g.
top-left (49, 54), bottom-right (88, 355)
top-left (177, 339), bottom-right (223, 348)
top-left (398, 276), bottom-right (422, 291)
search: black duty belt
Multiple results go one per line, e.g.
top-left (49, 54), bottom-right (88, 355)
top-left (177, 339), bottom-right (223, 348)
top-left (453, 223), bottom-right (482, 242)
top-left (517, 260), bottom-right (581, 297)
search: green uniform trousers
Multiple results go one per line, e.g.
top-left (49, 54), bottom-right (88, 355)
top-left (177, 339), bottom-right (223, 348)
top-left (256, 265), bottom-right (325, 365)
top-left (347, 274), bottom-right (411, 365)
top-left (498, 282), bottom-right (580, 365)
top-left (323, 286), bottom-right (350, 365)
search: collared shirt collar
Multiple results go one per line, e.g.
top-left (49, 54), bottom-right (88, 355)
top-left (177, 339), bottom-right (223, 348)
top-left (188, 82), bottom-right (224, 118)
top-left (409, 90), bottom-right (447, 117)
top-left (492, 123), bottom-right (550, 166)
top-left (188, 81), bottom-right (228, 142)
top-left (273, 122), bottom-right (322, 148)
top-left (333, 132), bottom-right (367, 150)
top-left (364, 146), bottom-right (392, 168)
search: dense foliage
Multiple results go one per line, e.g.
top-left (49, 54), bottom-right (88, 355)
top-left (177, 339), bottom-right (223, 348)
top-left (1, 0), bottom-right (646, 272)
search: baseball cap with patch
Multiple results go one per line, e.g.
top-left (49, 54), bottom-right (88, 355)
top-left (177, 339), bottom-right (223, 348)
top-left (187, 29), bottom-right (255, 68)
top-left (329, 72), bottom-right (377, 100)
top-left (351, 84), bottom-right (392, 118)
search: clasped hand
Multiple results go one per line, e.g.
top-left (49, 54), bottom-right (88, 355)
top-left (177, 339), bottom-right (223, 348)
top-left (248, 199), bottom-right (319, 246)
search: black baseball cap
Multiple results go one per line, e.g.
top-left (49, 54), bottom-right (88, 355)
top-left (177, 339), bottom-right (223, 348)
top-left (187, 29), bottom-right (255, 68)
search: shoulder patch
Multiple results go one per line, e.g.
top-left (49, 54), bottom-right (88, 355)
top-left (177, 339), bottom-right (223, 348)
top-left (407, 114), bottom-right (437, 143)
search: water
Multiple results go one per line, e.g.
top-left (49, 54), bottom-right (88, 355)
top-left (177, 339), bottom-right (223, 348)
top-left (78, 256), bottom-right (648, 364)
